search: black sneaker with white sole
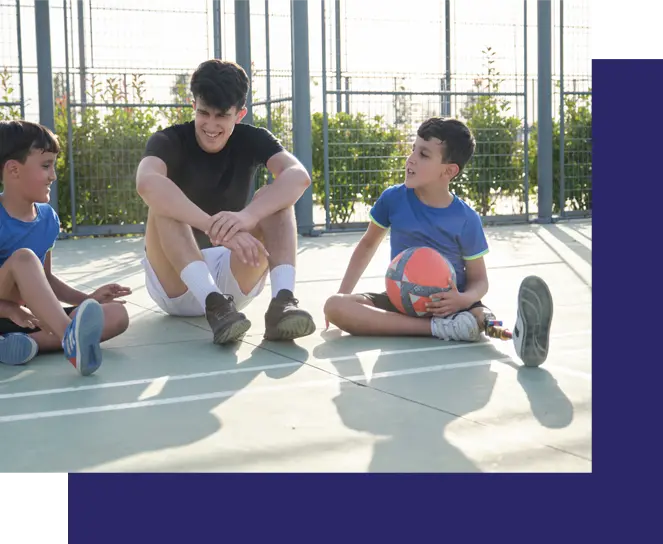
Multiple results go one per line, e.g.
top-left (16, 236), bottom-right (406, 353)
top-left (264, 289), bottom-right (316, 341)
top-left (513, 275), bottom-right (554, 367)
top-left (205, 292), bottom-right (251, 345)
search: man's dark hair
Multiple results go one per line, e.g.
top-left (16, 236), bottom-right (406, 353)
top-left (417, 117), bottom-right (475, 176)
top-left (0, 120), bottom-right (60, 180)
top-left (190, 59), bottom-right (250, 113)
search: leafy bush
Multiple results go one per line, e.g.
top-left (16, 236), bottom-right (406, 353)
top-left (528, 91), bottom-right (592, 213)
top-left (311, 111), bottom-right (408, 224)
top-left (53, 74), bottom-right (177, 230)
top-left (0, 67), bottom-right (21, 122)
top-left (0, 59), bottom-right (591, 231)
top-left (459, 48), bottom-right (525, 216)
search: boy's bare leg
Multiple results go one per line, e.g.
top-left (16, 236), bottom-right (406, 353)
top-left (0, 248), bottom-right (71, 339)
top-left (324, 294), bottom-right (432, 336)
top-left (325, 294), bottom-right (482, 342)
top-left (29, 302), bottom-right (129, 353)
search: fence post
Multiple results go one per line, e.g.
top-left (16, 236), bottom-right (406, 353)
top-left (536, 0), bottom-right (553, 222)
top-left (559, 0), bottom-right (566, 217)
top-left (213, 0), bottom-right (222, 59)
top-left (234, 0), bottom-right (252, 125)
top-left (35, 0), bottom-right (58, 215)
top-left (334, 0), bottom-right (342, 114)
top-left (291, 0), bottom-right (316, 236)
top-left (444, 0), bottom-right (451, 117)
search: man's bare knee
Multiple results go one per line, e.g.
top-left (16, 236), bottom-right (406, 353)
top-left (145, 209), bottom-right (203, 281)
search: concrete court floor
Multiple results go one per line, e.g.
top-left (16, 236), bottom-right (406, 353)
top-left (0, 219), bottom-right (592, 473)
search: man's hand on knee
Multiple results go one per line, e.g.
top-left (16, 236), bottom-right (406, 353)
top-left (221, 231), bottom-right (269, 267)
top-left (207, 210), bottom-right (258, 245)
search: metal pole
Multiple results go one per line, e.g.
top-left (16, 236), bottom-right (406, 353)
top-left (265, 0), bottom-right (271, 132)
top-left (523, 0), bottom-right (529, 218)
top-left (265, 0), bottom-right (273, 184)
top-left (559, 0), bottom-right (566, 217)
top-left (444, 0), bottom-right (451, 116)
top-left (321, 0), bottom-right (330, 230)
top-left (77, 0), bottom-right (86, 109)
top-left (234, 0), bottom-right (252, 125)
top-left (334, 0), bottom-right (341, 113)
top-left (213, 0), bottom-right (222, 58)
top-left (88, 0), bottom-right (94, 68)
top-left (63, 0), bottom-right (76, 232)
top-left (15, 0), bottom-right (25, 119)
top-left (291, 0), bottom-right (315, 235)
top-left (536, 0), bottom-right (553, 222)
top-left (35, 0), bottom-right (58, 214)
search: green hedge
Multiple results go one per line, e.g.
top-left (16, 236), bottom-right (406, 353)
top-left (0, 60), bottom-right (591, 231)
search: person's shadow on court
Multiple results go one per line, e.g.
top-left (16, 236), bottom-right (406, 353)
top-left (0, 336), bottom-right (309, 473)
top-left (313, 329), bottom-right (574, 472)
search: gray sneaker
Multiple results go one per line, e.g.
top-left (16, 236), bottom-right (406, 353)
top-left (431, 311), bottom-right (482, 342)
top-left (513, 275), bottom-right (554, 367)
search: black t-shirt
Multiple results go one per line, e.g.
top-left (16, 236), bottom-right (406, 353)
top-left (142, 121), bottom-right (284, 248)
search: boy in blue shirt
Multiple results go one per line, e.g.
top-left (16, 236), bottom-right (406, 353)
top-left (0, 120), bottom-right (131, 374)
top-left (324, 117), bottom-right (553, 367)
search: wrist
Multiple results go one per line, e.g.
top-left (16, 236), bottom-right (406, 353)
top-left (241, 204), bottom-right (263, 225)
top-left (195, 212), bottom-right (213, 234)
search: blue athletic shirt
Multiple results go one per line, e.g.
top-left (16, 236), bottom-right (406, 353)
top-left (0, 199), bottom-right (60, 268)
top-left (369, 183), bottom-right (489, 293)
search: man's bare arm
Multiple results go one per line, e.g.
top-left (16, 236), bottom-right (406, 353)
top-left (241, 151), bottom-right (311, 223)
top-left (136, 156), bottom-right (211, 232)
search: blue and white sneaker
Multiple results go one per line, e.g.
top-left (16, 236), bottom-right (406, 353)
top-left (0, 333), bottom-right (38, 365)
top-left (62, 298), bottom-right (105, 376)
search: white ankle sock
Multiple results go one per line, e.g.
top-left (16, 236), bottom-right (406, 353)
top-left (180, 260), bottom-right (221, 307)
top-left (270, 264), bottom-right (296, 297)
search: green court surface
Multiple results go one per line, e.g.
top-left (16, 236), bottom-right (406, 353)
top-left (0, 220), bottom-right (592, 472)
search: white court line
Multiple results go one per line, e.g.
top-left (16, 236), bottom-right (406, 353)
top-left (0, 329), bottom-right (591, 401)
top-left (0, 348), bottom-right (591, 424)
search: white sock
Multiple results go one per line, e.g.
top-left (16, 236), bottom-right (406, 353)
top-left (270, 264), bottom-right (296, 297)
top-left (180, 260), bottom-right (221, 307)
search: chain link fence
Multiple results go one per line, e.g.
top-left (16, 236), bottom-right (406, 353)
top-left (0, 0), bottom-right (591, 234)
top-left (0, 1), bottom-right (25, 121)
top-left (557, 0), bottom-right (591, 218)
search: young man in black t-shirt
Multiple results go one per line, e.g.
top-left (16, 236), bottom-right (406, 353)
top-left (136, 59), bottom-right (316, 344)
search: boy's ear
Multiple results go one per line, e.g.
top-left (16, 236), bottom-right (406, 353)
top-left (3, 159), bottom-right (21, 179)
top-left (446, 163), bottom-right (460, 179)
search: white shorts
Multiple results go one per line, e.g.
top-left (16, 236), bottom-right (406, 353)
top-left (142, 246), bottom-right (267, 317)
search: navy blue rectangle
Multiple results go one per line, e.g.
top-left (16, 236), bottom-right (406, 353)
top-left (68, 59), bottom-right (663, 542)
top-left (69, 473), bottom-right (598, 541)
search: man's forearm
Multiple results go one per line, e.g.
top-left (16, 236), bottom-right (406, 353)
top-left (243, 166), bottom-right (310, 222)
top-left (137, 173), bottom-right (211, 232)
top-left (48, 275), bottom-right (89, 306)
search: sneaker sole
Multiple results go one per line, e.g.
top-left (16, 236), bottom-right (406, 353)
top-left (0, 334), bottom-right (38, 365)
top-left (74, 299), bottom-right (105, 376)
top-left (264, 314), bottom-right (316, 341)
top-left (213, 317), bottom-right (252, 345)
top-left (514, 275), bottom-right (553, 367)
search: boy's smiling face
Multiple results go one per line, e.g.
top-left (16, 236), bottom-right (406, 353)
top-left (5, 148), bottom-right (58, 204)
